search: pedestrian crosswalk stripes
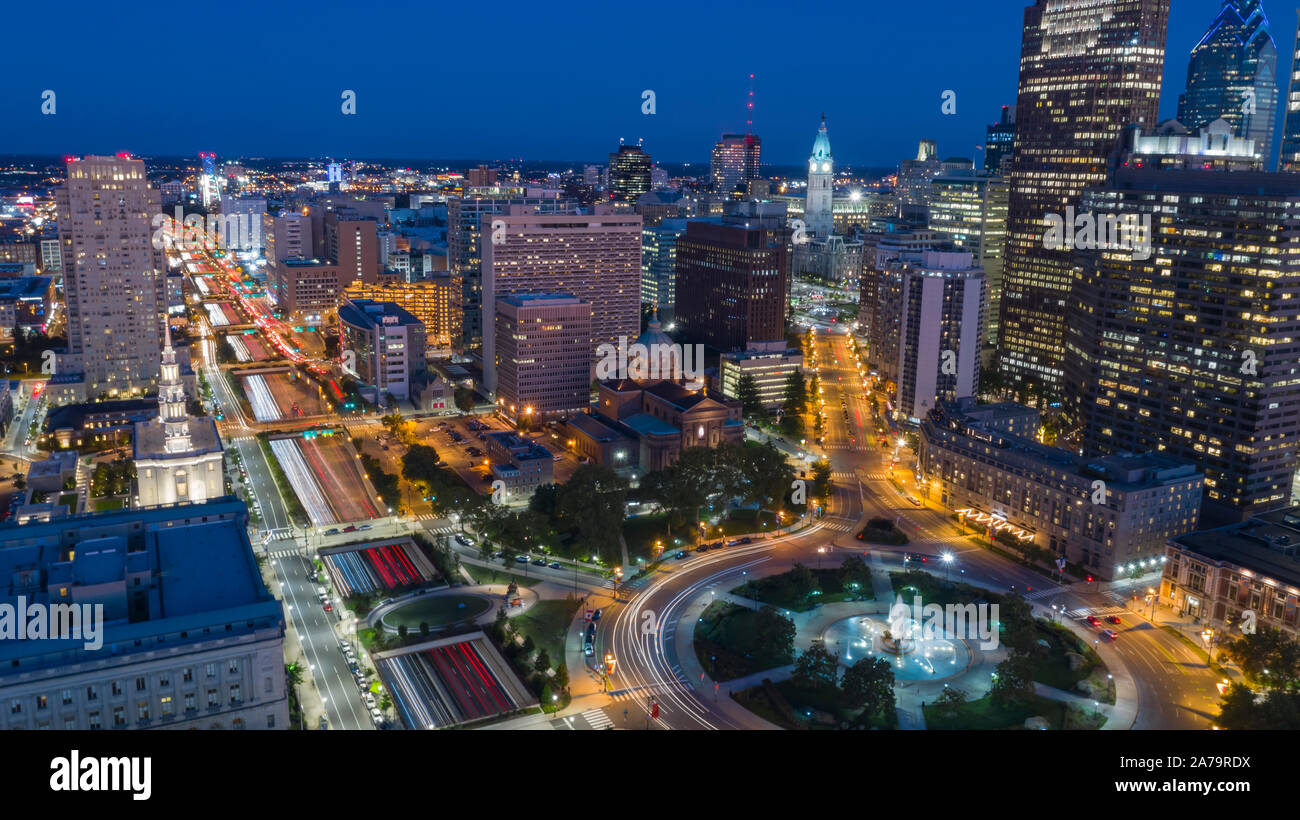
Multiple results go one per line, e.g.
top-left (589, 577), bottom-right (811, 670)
top-left (581, 709), bottom-right (614, 730)
top-left (267, 548), bottom-right (305, 559)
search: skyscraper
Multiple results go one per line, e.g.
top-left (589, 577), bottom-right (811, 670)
top-left (804, 115), bottom-right (833, 239)
top-left (710, 134), bottom-right (762, 195)
top-left (674, 202), bottom-right (791, 352)
top-left (481, 208), bottom-right (641, 396)
top-left (608, 143), bottom-right (652, 206)
top-left (55, 155), bottom-right (166, 397)
top-left (1279, 10), bottom-right (1300, 171)
top-left (446, 192), bottom-right (575, 353)
top-left (1176, 0), bottom-right (1278, 166)
top-left (928, 170), bottom-right (1008, 347)
top-left (1064, 123), bottom-right (1300, 525)
top-left (984, 105), bottom-right (1016, 173)
top-left (999, 0), bottom-right (1169, 397)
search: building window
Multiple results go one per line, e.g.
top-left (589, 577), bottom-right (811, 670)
top-left (184, 693), bottom-right (195, 711)
top-left (88, 711), bottom-right (100, 730)
top-left (111, 681), bottom-right (122, 696)
top-left (229, 684), bottom-right (241, 704)
top-left (205, 663), bottom-right (217, 678)
top-left (135, 677), bottom-right (146, 691)
top-left (207, 689), bottom-right (218, 707)
top-left (182, 667), bottom-right (193, 683)
top-left (61, 689), bottom-right (73, 706)
top-left (86, 685), bottom-right (98, 701)
top-left (160, 696), bottom-right (173, 717)
top-left (112, 707), bottom-right (125, 727)
top-left (136, 702), bottom-right (149, 721)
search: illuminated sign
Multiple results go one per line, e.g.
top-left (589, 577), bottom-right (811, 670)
top-left (955, 508), bottom-right (1034, 542)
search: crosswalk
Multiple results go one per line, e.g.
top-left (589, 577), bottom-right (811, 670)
top-left (580, 708), bottom-right (614, 730)
top-left (819, 519), bottom-right (857, 533)
top-left (1024, 586), bottom-right (1064, 602)
top-left (229, 435), bottom-right (256, 444)
top-left (831, 471), bottom-right (855, 481)
top-left (420, 522), bottom-right (455, 532)
top-left (267, 547), bottom-right (307, 559)
top-left (1066, 605), bottom-right (1128, 619)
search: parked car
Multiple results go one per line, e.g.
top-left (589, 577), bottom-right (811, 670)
top-left (515, 555), bottom-right (530, 564)
top-left (548, 561), bottom-right (562, 570)
top-left (532, 558), bottom-right (547, 567)
top-left (675, 551), bottom-right (688, 559)
top-left (359, 524), bottom-right (373, 531)
top-left (591, 609), bottom-right (602, 621)
top-left (343, 525), bottom-right (358, 533)
top-left (325, 528), bottom-right (340, 535)
top-left (738, 537), bottom-right (752, 545)
top-left (583, 642), bottom-right (594, 657)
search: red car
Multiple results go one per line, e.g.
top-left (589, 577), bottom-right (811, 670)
top-left (323, 602), bottom-right (332, 612)
top-left (1085, 615), bottom-right (1100, 626)
top-left (1106, 615), bottom-right (1122, 625)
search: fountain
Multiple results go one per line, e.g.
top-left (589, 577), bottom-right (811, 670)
top-left (827, 595), bottom-right (972, 681)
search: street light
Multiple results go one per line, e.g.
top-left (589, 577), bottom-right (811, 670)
top-left (941, 552), bottom-right (953, 581)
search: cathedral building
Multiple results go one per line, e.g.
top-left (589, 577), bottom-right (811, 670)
top-left (133, 325), bottom-right (224, 508)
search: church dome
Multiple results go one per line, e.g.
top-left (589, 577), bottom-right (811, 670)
top-left (635, 307), bottom-right (673, 349)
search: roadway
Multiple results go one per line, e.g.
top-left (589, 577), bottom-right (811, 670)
top-left (592, 326), bottom-right (1221, 730)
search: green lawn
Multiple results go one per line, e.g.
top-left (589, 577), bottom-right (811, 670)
top-left (732, 565), bottom-right (872, 612)
top-left (93, 497), bottom-right (125, 511)
top-left (923, 693), bottom-right (1104, 730)
top-left (693, 601), bottom-right (794, 681)
top-left (1030, 620), bottom-right (1103, 692)
top-left (732, 679), bottom-right (896, 730)
top-left (509, 598), bottom-right (581, 668)
top-left (58, 492), bottom-right (77, 509)
top-left (461, 564), bottom-right (544, 588)
top-left (380, 595), bottom-right (490, 632)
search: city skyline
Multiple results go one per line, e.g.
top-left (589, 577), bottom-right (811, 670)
top-left (0, 0), bottom-right (1273, 167)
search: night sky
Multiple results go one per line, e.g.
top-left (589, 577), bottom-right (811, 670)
top-left (0, 0), bottom-right (1276, 167)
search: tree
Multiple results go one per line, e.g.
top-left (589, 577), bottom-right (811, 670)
top-left (811, 460), bottom-right (832, 501)
top-left (453, 387), bottom-right (476, 412)
top-left (555, 464), bottom-right (628, 562)
top-left (990, 654), bottom-right (1035, 707)
top-left (1217, 682), bottom-right (1300, 730)
top-left (998, 591), bottom-right (1039, 659)
top-left (534, 648), bottom-right (551, 675)
top-left (554, 663), bottom-right (569, 690)
top-left (793, 640), bottom-right (839, 691)
top-left (835, 554), bottom-right (872, 591)
top-left (400, 444), bottom-right (441, 488)
top-left (841, 657), bottom-right (895, 722)
top-left (1221, 628), bottom-right (1300, 690)
top-left (738, 442), bottom-right (796, 512)
top-left (782, 371), bottom-right (807, 416)
top-left (932, 685), bottom-right (968, 719)
top-left (529, 483), bottom-right (560, 519)
top-left (419, 621), bottom-right (430, 637)
top-left (397, 624), bottom-right (408, 640)
top-left (736, 373), bottom-right (764, 418)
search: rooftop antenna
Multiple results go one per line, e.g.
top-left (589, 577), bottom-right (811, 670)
top-left (747, 73), bottom-right (755, 138)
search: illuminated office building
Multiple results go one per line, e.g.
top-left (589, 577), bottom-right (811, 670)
top-left (999, 0), bottom-right (1169, 396)
top-left (1177, 0), bottom-right (1278, 167)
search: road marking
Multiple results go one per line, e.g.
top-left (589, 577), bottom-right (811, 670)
top-left (582, 708), bottom-right (614, 730)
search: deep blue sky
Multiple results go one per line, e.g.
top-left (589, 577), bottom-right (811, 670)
top-left (0, 0), bottom-right (1278, 168)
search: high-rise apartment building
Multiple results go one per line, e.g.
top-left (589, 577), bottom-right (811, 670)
top-left (1064, 124), bottom-right (1300, 525)
top-left (55, 155), bottom-right (166, 397)
top-left (710, 134), bottom-right (762, 196)
top-left (480, 208), bottom-right (641, 395)
top-left (338, 299), bottom-right (426, 403)
top-left (325, 213), bottom-right (380, 285)
top-left (1177, 0), bottom-right (1278, 167)
top-left (446, 191), bottom-right (574, 353)
top-left (999, 0), bottom-right (1170, 396)
top-left (888, 249), bottom-right (985, 424)
top-left (674, 202), bottom-right (791, 352)
top-left (641, 218), bottom-right (687, 316)
top-left (928, 170), bottom-right (1008, 347)
top-left (608, 143), bottom-right (652, 206)
top-left (343, 276), bottom-right (455, 353)
top-left (493, 293), bottom-right (593, 419)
